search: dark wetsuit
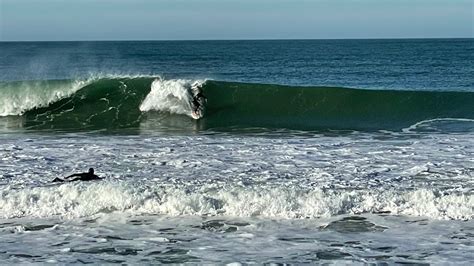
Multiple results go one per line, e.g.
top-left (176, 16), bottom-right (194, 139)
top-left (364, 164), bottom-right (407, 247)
top-left (192, 92), bottom-right (206, 113)
top-left (52, 168), bottom-right (102, 182)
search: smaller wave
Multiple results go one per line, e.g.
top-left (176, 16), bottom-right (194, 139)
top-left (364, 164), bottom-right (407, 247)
top-left (0, 182), bottom-right (471, 220)
top-left (402, 118), bottom-right (474, 133)
top-left (139, 78), bottom-right (205, 119)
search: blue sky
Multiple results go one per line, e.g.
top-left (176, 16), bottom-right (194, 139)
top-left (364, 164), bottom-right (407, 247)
top-left (0, 0), bottom-right (472, 41)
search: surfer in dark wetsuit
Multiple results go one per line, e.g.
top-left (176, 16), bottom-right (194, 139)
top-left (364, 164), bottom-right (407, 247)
top-left (52, 168), bottom-right (102, 182)
top-left (192, 92), bottom-right (206, 115)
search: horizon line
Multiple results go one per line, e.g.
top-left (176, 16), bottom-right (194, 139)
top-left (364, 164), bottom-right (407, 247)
top-left (1, 37), bottom-right (473, 43)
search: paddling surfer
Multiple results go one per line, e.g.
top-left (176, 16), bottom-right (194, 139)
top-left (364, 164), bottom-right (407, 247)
top-left (52, 168), bottom-right (102, 182)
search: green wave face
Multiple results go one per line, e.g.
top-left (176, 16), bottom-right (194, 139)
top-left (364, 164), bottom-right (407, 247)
top-left (201, 81), bottom-right (474, 131)
top-left (0, 77), bottom-right (473, 132)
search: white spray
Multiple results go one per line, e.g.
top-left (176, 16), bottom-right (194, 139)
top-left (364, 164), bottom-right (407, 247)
top-left (139, 78), bottom-right (206, 119)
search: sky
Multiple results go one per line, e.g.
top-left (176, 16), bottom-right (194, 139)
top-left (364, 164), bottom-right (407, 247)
top-left (0, 0), bottom-right (472, 41)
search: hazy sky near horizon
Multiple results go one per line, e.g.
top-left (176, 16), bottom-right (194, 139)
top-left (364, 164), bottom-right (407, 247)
top-left (0, 0), bottom-right (472, 41)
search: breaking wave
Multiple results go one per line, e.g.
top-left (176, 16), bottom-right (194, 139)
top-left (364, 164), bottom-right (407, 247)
top-left (0, 182), bottom-right (471, 220)
top-left (0, 76), bottom-right (473, 131)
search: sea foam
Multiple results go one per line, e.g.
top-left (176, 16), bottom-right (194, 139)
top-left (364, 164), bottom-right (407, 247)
top-left (0, 182), bottom-right (471, 220)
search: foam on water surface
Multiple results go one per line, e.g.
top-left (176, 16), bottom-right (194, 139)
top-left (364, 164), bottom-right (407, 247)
top-left (1, 121), bottom-right (473, 264)
top-left (1, 132), bottom-right (472, 220)
top-left (0, 213), bottom-right (472, 264)
top-left (1, 181), bottom-right (472, 220)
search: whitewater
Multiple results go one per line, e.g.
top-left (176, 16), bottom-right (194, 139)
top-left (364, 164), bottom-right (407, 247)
top-left (1, 129), bottom-right (473, 263)
top-left (0, 39), bottom-right (473, 264)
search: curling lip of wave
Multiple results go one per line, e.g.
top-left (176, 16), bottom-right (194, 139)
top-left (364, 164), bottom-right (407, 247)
top-left (0, 79), bottom-right (90, 117)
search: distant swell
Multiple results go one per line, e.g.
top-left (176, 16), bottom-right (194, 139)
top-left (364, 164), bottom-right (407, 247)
top-left (0, 76), bottom-right (473, 132)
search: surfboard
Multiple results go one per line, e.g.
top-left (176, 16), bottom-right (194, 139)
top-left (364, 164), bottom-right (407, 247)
top-left (191, 110), bottom-right (202, 120)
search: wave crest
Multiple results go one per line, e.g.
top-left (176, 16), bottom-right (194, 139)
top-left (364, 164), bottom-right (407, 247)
top-left (0, 79), bottom-right (91, 116)
top-left (139, 78), bottom-right (205, 119)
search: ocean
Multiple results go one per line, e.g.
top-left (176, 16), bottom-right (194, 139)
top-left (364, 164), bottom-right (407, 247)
top-left (0, 39), bottom-right (473, 263)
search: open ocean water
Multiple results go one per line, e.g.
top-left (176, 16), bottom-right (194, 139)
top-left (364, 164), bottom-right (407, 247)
top-left (0, 39), bottom-right (473, 264)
